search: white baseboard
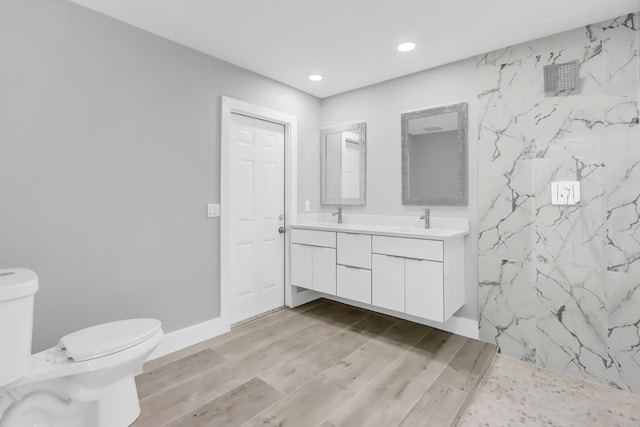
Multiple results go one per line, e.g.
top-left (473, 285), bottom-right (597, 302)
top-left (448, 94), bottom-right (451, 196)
top-left (324, 295), bottom-right (479, 340)
top-left (147, 317), bottom-right (230, 361)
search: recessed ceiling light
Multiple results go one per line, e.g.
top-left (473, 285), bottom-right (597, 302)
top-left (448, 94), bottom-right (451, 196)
top-left (397, 42), bottom-right (416, 52)
top-left (308, 74), bottom-right (323, 81)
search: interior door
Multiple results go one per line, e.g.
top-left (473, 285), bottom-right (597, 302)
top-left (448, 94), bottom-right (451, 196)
top-left (230, 113), bottom-right (285, 324)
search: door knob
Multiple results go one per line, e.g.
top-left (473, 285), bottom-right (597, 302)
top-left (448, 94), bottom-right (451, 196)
top-left (278, 226), bottom-right (286, 234)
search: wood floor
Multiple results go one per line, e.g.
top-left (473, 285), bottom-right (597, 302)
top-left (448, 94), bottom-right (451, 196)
top-left (133, 299), bottom-right (496, 427)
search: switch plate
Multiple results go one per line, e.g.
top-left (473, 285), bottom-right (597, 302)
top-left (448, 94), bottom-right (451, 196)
top-left (304, 200), bottom-right (311, 212)
top-left (207, 203), bottom-right (220, 217)
top-left (551, 181), bottom-right (580, 205)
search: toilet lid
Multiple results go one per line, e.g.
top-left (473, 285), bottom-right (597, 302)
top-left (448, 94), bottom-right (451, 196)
top-left (59, 318), bottom-right (162, 362)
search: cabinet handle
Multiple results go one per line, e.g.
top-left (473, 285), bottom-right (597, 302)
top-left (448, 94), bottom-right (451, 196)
top-left (374, 253), bottom-right (439, 262)
top-left (373, 253), bottom-right (405, 259)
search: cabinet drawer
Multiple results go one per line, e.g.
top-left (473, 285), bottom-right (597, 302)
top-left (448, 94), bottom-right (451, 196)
top-left (291, 229), bottom-right (336, 248)
top-left (337, 232), bottom-right (371, 269)
top-left (372, 236), bottom-right (443, 261)
top-left (337, 265), bottom-right (371, 304)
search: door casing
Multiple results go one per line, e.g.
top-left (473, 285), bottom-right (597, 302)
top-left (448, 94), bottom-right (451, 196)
top-left (221, 96), bottom-right (306, 329)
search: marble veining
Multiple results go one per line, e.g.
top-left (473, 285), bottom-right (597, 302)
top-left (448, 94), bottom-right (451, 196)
top-left (478, 13), bottom-right (640, 393)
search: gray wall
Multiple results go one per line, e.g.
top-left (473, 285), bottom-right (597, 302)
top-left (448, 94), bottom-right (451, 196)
top-left (0, 0), bottom-right (320, 351)
top-left (408, 131), bottom-right (459, 199)
top-left (316, 59), bottom-right (479, 319)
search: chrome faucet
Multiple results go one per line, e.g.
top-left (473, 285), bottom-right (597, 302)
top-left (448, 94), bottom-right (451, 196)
top-left (331, 207), bottom-right (343, 224)
top-left (420, 208), bottom-right (430, 229)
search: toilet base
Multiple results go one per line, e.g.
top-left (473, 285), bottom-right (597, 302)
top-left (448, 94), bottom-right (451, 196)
top-left (0, 373), bottom-right (142, 427)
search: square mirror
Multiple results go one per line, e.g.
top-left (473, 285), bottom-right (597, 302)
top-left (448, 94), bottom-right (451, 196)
top-left (321, 122), bottom-right (366, 205)
top-left (401, 103), bottom-right (468, 206)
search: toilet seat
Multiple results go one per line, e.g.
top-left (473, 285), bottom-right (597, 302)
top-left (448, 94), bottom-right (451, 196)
top-left (59, 318), bottom-right (162, 362)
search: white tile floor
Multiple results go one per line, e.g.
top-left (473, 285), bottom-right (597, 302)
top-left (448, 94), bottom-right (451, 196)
top-left (458, 355), bottom-right (640, 427)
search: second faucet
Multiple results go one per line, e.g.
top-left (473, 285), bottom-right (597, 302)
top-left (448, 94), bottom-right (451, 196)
top-left (332, 207), bottom-right (343, 224)
top-left (420, 208), bottom-right (430, 229)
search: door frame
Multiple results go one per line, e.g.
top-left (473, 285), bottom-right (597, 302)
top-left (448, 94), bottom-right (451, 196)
top-left (220, 96), bottom-right (297, 329)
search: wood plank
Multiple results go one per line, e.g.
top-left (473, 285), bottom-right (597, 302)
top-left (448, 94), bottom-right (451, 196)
top-left (211, 310), bottom-right (321, 359)
top-left (359, 320), bottom-right (433, 362)
top-left (328, 330), bottom-right (467, 427)
top-left (398, 381), bottom-right (467, 427)
top-left (437, 339), bottom-right (496, 392)
top-left (243, 351), bottom-right (388, 427)
top-left (259, 313), bottom-right (398, 394)
top-left (136, 348), bottom-right (228, 400)
top-left (133, 327), bottom-right (325, 427)
top-left (143, 307), bottom-right (311, 372)
top-left (165, 377), bottom-right (283, 427)
top-left (307, 305), bottom-right (371, 338)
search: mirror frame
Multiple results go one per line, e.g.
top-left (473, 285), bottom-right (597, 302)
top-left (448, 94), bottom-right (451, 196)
top-left (321, 121), bottom-right (366, 206)
top-left (401, 102), bottom-right (468, 206)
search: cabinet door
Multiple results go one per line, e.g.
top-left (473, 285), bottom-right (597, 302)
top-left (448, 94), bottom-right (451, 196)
top-left (290, 244), bottom-right (313, 290)
top-left (337, 265), bottom-right (371, 304)
top-left (313, 247), bottom-right (337, 295)
top-left (405, 259), bottom-right (444, 322)
top-left (371, 254), bottom-right (405, 312)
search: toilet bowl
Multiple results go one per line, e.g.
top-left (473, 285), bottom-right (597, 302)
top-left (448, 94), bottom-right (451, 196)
top-left (0, 268), bottom-right (164, 427)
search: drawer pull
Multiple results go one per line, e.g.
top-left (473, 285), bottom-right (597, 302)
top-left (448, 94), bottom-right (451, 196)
top-left (340, 264), bottom-right (364, 270)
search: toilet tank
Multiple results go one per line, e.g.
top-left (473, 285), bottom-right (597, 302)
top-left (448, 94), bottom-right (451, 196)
top-left (0, 269), bottom-right (39, 387)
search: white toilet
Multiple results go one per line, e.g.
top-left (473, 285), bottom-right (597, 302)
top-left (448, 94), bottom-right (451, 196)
top-left (0, 268), bottom-right (164, 427)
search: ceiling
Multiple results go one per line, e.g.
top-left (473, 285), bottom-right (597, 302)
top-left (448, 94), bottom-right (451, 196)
top-left (68, 0), bottom-right (640, 98)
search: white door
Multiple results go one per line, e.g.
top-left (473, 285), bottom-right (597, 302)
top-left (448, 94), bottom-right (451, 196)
top-left (230, 113), bottom-right (285, 324)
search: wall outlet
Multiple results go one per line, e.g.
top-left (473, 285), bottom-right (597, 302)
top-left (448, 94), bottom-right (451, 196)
top-left (551, 181), bottom-right (580, 205)
top-left (304, 200), bottom-right (311, 212)
top-left (207, 203), bottom-right (220, 217)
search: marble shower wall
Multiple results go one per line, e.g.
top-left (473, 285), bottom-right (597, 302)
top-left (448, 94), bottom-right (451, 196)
top-left (478, 13), bottom-right (640, 392)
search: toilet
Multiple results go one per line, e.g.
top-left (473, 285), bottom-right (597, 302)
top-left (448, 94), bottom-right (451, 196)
top-left (0, 268), bottom-right (164, 427)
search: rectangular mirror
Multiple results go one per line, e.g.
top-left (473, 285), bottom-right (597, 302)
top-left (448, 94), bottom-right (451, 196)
top-left (321, 122), bottom-right (366, 205)
top-left (401, 102), bottom-right (468, 206)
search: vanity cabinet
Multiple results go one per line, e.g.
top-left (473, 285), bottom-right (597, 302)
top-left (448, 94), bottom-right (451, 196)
top-left (371, 235), bottom-right (463, 322)
top-left (372, 251), bottom-right (445, 321)
top-left (290, 229), bottom-right (336, 295)
top-left (290, 225), bottom-right (466, 324)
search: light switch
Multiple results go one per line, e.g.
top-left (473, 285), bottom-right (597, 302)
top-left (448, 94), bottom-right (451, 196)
top-left (207, 203), bottom-right (220, 217)
top-left (551, 181), bottom-right (581, 205)
top-left (304, 200), bottom-right (311, 212)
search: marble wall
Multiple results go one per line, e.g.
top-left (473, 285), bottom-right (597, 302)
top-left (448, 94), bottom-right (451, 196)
top-left (478, 13), bottom-right (640, 392)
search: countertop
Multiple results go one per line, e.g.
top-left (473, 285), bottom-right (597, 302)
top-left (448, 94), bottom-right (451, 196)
top-left (290, 222), bottom-right (468, 241)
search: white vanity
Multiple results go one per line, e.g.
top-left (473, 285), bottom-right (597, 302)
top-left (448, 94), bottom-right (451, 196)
top-left (289, 218), bottom-right (468, 324)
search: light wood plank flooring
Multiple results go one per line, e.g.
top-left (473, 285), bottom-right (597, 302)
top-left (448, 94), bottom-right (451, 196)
top-left (133, 299), bottom-right (496, 427)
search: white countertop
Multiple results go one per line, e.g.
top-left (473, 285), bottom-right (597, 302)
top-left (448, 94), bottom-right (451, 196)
top-left (291, 222), bottom-right (468, 240)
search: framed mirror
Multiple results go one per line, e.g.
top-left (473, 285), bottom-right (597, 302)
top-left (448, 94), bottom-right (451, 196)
top-left (321, 122), bottom-right (366, 205)
top-left (401, 102), bottom-right (468, 206)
